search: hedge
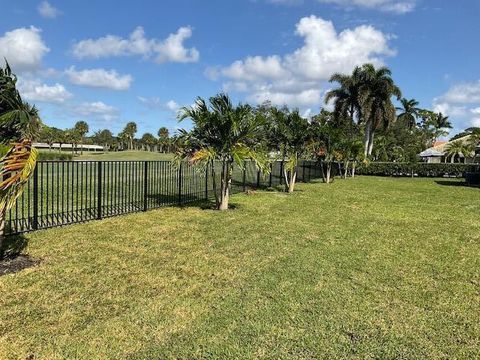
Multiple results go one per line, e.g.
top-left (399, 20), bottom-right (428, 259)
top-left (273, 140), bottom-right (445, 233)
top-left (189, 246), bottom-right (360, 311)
top-left (356, 162), bottom-right (480, 178)
top-left (38, 151), bottom-right (73, 161)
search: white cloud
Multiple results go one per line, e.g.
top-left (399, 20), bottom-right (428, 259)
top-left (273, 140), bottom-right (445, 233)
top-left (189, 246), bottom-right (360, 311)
top-left (65, 67), bottom-right (133, 90)
top-left (439, 81), bottom-right (480, 104)
top-left (138, 96), bottom-right (180, 112)
top-left (18, 79), bottom-right (73, 103)
top-left (0, 27), bottom-right (49, 72)
top-left (37, 1), bottom-right (61, 19)
top-left (165, 100), bottom-right (180, 111)
top-left (209, 15), bottom-right (394, 107)
top-left (433, 80), bottom-right (480, 131)
top-left (317, 0), bottom-right (416, 13)
top-left (72, 26), bottom-right (199, 64)
top-left (154, 27), bottom-right (199, 64)
top-left (73, 101), bottom-right (119, 121)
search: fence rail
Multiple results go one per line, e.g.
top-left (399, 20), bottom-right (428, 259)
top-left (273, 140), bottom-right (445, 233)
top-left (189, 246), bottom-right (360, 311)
top-left (5, 160), bottom-right (328, 236)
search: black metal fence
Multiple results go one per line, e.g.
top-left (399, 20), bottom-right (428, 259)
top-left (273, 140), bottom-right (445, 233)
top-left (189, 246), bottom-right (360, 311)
top-left (5, 160), bottom-right (329, 236)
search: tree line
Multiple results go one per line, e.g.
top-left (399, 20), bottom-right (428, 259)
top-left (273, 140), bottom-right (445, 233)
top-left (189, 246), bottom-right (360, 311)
top-left (38, 122), bottom-right (173, 154)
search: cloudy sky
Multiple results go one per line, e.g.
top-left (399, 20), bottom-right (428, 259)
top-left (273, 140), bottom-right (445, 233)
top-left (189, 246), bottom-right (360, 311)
top-left (2, 0), bottom-right (479, 137)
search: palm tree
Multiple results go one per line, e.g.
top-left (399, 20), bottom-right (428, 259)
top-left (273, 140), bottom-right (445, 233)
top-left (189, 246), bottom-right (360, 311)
top-left (325, 67), bottom-right (363, 124)
top-left (74, 121), bottom-right (89, 154)
top-left (396, 98), bottom-right (421, 129)
top-left (122, 122), bottom-right (137, 150)
top-left (177, 93), bottom-right (268, 210)
top-left (158, 127), bottom-right (169, 152)
top-left (0, 61), bottom-right (41, 258)
top-left (326, 64), bottom-right (401, 158)
top-left (140, 133), bottom-right (156, 152)
top-left (444, 140), bottom-right (474, 163)
top-left (358, 64), bottom-right (402, 157)
top-left (268, 107), bottom-right (310, 192)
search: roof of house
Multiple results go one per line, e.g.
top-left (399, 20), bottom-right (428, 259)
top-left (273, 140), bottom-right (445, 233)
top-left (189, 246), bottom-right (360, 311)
top-left (419, 135), bottom-right (473, 157)
top-left (34, 143), bottom-right (104, 150)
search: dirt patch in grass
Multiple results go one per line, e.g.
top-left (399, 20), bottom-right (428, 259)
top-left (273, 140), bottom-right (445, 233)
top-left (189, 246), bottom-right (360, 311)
top-left (0, 255), bottom-right (40, 277)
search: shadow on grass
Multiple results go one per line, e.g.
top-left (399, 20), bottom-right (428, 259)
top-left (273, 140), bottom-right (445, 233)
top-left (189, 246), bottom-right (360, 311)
top-left (434, 180), bottom-right (469, 187)
top-left (0, 233), bottom-right (40, 277)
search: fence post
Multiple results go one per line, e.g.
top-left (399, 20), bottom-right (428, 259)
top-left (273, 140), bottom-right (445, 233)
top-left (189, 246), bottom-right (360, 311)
top-left (243, 161), bottom-right (247, 192)
top-left (269, 162), bottom-right (273, 188)
top-left (205, 164), bottom-right (209, 200)
top-left (178, 163), bottom-right (182, 205)
top-left (97, 161), bottom-right (102, 220)
top-left (32, 165), bottom-right (39, 230)
top-left (143, 161), bottom-right (148, 212)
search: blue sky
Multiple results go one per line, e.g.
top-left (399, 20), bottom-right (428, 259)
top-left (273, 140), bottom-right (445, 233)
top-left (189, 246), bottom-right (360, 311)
top-left (1, 0), bottom-right (479, 137)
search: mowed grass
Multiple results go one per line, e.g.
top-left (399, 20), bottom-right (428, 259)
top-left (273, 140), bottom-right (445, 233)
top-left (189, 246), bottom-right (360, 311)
top-left (0, 177), bottom-right (479, 359)
top-left (76, 150), bottom-right (174, 161)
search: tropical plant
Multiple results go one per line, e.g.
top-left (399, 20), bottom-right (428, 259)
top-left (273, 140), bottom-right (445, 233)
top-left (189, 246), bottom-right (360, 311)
top-left (267, 107), bottom-right (310, 192)
top-left (326, 64), bottom-right (402, 158)
top-left (444, 140), bottom-right (474, 163)
top-left (92, 129), bottom-right (114, 151)
top-left (0, 61), bottom-right (41, 258)
top-left (358, 64), bottom-right (402, 157)
top-left (158, 127), bottom-right (170, 152)
top-left (74, 121), bottom-right (89, 154)
top-left (122, 122), bottom-right (137, 150)
top-left (396, 98), bottom-right (421, 129)
top-left (176, 93), bottom-right (268, 210)
top-left (140, 133), bottom-right (157, 152)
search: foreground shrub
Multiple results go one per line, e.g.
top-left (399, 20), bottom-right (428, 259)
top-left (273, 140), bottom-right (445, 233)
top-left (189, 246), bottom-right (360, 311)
top-left (356, 162), bottom-right (480, 177)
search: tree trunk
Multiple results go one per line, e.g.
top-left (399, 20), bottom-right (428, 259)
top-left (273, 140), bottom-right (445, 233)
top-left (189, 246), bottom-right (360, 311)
top-left (364, 122), bottom-right (371, 157)
top-left (81, 140), bottom-right (84, 155)
top-left (352, 162), bottom-right (356, 178)
top-left (219, 161), bottom-right (231, 211)
top-left (344, 160), bottom-right (349, 179)
top-left (0, 208), bottom-right (6, 259)
top-left (326, 162), bottom-right (332, 184)
top-left (288, 170), bottom-right (297, 193)
top-left (368, 130), bottom-right (375, 156)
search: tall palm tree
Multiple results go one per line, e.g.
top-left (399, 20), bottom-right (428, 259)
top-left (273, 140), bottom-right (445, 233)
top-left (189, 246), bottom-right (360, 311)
top-left (177, 93), bottom-right (268, 210)
top-left (122, 122), bottom-right (137, 150)
top-left (158, 127), bottom-right (170, 152)
top-left (0, 61), bottom-right (41, 258)
top-left (358, 64), bottom-right (402, 157)
top-left (325, 67), bottom-right (363, 124)
top-left (396, 98), bottom-right (421, 129)
top-left (74, 120), bottom-right (89, 154)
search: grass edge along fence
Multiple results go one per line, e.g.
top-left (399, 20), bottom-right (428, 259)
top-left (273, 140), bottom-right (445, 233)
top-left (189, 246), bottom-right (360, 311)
top-left (356, 162), bottom-right (480, 177)
top-left (5, 159), bottom-right (330, 236)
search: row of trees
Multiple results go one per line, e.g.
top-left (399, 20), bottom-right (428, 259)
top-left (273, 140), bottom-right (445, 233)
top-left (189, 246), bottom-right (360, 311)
top-left (38, 122), bottom-right (173, 154)
top-left (175, 64), bottom-right (462, 211)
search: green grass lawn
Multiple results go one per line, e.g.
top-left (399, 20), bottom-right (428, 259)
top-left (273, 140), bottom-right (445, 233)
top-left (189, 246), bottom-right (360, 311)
top-left (1, 177), bottom-right (479, 359)
top-left (76, 150), bottom-right (174, 161)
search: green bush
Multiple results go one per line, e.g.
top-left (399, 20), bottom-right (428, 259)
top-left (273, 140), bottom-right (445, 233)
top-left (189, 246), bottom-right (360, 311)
top-left (38, 151), bottom-right (73, 161)
top-left (356, 162), bottom-right (480, 178)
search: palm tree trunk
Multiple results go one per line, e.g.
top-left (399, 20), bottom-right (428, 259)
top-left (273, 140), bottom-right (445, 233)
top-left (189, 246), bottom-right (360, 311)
top-left (352, 162), bottom-right (356, 178)
top-left (364, 122), bottom-right (371, 157)
top-left (344, 160), bottom-right (349, 179)
top-left (326, 162), bottom-right (332, 184)
top-left (368, 130), bottom-right (375, 156)
top-left (219, 161), bottom-right (230, 211)
top-left (288, 170), bottom-right (297, 193)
